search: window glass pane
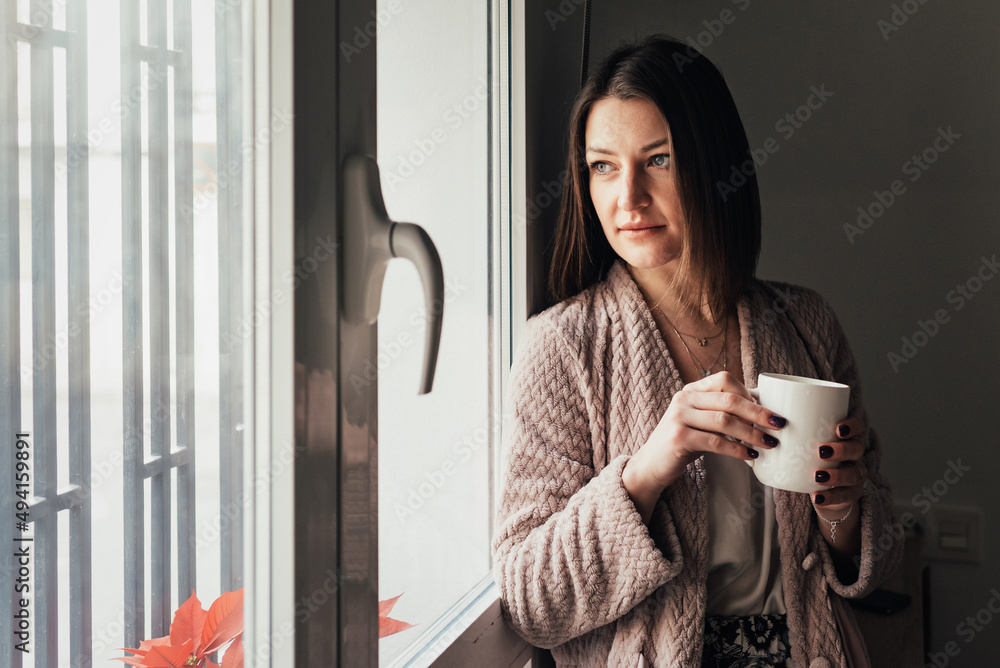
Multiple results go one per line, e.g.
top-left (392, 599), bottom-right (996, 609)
top-left (2, 0), bottom-right (252, 663)
top-left (376, 1), bottom-right (495, 664)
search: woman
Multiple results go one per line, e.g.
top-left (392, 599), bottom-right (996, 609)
top-left (492, 35), bottom-right (902, 667)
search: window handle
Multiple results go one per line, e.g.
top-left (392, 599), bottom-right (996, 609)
top-left (342, 153), bottom-right (444, 394)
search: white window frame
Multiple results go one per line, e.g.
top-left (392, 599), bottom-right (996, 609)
top-left (247, 0), bottom-right (296, 664)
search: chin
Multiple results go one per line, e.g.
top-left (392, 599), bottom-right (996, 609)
top-left (614, 247), bottom-right (679, 271)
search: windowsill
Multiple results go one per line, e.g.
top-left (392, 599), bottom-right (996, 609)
top-left (387, 575), bottom-right (530, 668)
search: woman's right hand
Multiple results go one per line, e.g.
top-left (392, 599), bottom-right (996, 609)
top-left (621, 371), bottom-right (787, 523)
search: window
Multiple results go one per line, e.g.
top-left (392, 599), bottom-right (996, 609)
top-left (1, 0), bottom-right (253, 663)
top-left (375, 2), bottom-right (498, 666)
top-left (319, 0), bottom-right (528, 664)
top-left (2, 0), bottom-right (533, 664)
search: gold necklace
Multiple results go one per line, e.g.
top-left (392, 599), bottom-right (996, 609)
top-left (657, 307), bottom-right (729, 378)
top-left (645, 287), bottom-right (724, 346)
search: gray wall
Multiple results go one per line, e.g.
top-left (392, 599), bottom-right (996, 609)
top-left (525, 1), bottom-right (1000, 664)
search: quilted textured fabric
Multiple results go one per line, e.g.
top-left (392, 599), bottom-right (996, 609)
top-left (492, 258), bottom-right (902, 667)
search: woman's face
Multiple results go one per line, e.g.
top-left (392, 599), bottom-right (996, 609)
top-left (584, 96), bottom-right (686, 272)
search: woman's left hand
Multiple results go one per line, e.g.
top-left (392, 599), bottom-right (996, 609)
top-left (813, 414), bottom-right (868, 511)
top-left (814, 415), bottom-right (868, 561)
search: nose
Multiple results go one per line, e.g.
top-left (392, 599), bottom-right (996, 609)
top-left (617, 168), bottom-right (650, 211)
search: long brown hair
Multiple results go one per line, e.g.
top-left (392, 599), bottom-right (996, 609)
top-left (548, 34), bottom-right (761, 321)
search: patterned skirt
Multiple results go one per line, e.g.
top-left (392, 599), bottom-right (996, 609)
top-left (700, 613), bottom-right (792, 668)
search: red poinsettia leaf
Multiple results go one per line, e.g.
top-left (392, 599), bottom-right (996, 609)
top-left (378, 594), bottom-right (403, 618)
top-left (378, 594), bottom-right (414, 639)
top-left (147, 639), bottom-right (196, 668)
top-left (121, 635), bottom-right (172, 656)
top-left (116, 636), bottom-right (173, 665)
top-left (221, 634), bottom-right (244, 668)
top-left (379, 615), bottom-right (416, 639)
top-left (117, 649), bottom-right (148, 658)
top-left (201, 588), bottom-right (245, 654)
top-left (170, 590), bottom-right (208, 653)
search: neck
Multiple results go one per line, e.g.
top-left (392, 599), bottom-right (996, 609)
top-left (626, 261), bottom-right (718, 326)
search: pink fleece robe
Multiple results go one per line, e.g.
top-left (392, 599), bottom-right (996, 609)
top-left (492, 259), bottom-right (902, 667)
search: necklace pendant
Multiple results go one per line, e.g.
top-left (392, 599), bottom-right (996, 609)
top-left (697, 338), bottom-right (708, 346)
top-left (702, 369), bottom-right (710, 377)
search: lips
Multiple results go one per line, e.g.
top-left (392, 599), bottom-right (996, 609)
top-left (619, 222), bottom-right (664, 231)
top-left (618, 219), bottom-right (662, 230)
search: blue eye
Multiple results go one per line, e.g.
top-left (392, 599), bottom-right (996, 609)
top-left (651, 154), bottom-right (670, 167)
top-left (589, 161), bottom-right (611, 175)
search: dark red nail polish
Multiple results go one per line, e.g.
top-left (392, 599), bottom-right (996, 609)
top-left (819, 445), bottom-right (834, 459)
top-left (815, 470), bottom-right (830, 483)
top-left (815, 494), bottom-right (826, 505)
top-left (837, 424), bottom-right (851, 438)
top-left (763, 434), bottom-right (779, 447)
top-left (746, 447), bottom-right (759, 459)
top-left (768, 415), bottom-right (787, 428)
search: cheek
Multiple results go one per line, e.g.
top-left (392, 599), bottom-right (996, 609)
top-left (589, 180), bottom-right (615, 214)
top-left (654, 186), bottom-right (684, 219)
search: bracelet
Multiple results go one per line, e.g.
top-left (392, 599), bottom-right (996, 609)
top-left (814, 503), bottom-right (853, 543)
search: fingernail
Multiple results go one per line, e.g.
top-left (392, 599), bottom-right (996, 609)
top-left (819, 445), bottom-right (834, 459)
top-left (768, 415), bottom-right (787, 428)
top-left (746, 447), bottom-right (759, 459)
top-left (815, 494), bottom-right (826, 505)
top-left (762, 434), bottom-right (779, 447)
top-left (837, 424), bottom-right (851, 438)
top-left (815, 470), bottom-right (830, 483)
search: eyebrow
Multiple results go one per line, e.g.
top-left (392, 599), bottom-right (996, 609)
top-left (585, 138), bottom-right (670, 155)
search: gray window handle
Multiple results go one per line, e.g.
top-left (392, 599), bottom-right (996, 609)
top-left (342, 153), bottom-right (444, 394)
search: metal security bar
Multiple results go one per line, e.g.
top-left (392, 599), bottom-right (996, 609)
top-left (121, 0), bottom-right (145, 645)
top-left (173, 0), bottom-right (197, 617)
top-left (121, 0), bottom-right (196, 647)
top-left (30, 0), bottom-right (60, 661)
top-left (0, 0), bottom-right (93, 665)
top-left (66, 0), bottom-right (94, 662)
top-left (216, 0), bottom-right (245, 594)
top-left (0, 1), bottom-right (23, 665)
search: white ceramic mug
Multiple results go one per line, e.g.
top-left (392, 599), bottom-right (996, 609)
top-left (746, 373), bottom-right (851, 494)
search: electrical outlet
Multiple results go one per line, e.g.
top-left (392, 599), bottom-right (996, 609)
top-left (924, 505), bottom-right (982, 563)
